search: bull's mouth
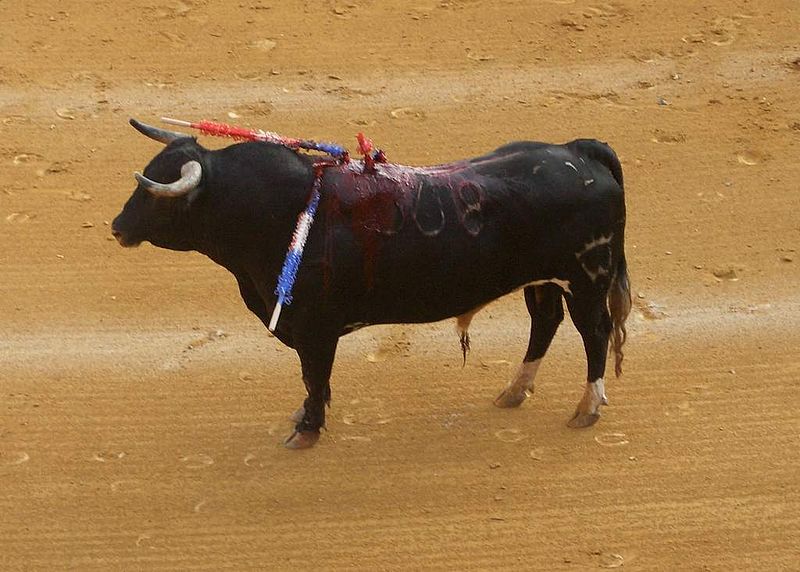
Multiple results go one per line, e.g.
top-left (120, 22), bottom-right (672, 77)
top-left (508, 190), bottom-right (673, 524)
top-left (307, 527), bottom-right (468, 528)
top-left (111, 230), bottom-right (141, 248)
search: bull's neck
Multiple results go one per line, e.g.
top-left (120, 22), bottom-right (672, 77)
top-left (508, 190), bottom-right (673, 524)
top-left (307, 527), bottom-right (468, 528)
top-left (187, 162), bottom-right (314, 274)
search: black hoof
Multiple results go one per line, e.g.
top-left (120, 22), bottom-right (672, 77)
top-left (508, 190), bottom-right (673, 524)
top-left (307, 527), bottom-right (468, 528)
top-left (494, 388), bottom-right (529, 408)
top-left (283, 430), bottom-right (320, 449)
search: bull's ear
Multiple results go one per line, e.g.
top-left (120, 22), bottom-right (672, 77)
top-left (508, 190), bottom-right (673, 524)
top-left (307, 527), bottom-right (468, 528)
top-left (130, 118), bottom-right (188, 144)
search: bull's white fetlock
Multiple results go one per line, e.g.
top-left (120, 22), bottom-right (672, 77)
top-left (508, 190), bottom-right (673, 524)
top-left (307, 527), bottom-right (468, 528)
top-left (567, 378), bottom-right (608, 428)
top-left (494, 360), bottom-right (541, 408)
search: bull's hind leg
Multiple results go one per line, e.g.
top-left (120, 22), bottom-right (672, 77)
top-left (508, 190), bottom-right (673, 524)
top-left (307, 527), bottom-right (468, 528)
top-left (565, 289), bottom-right (612, 428)
top-left (495, 284), bottom-right (564, 407)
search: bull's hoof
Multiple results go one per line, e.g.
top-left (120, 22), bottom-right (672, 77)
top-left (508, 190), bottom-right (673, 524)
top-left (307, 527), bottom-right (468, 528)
top-left (567, 410), bottom-right (601, 428)
top-left (567, 379), bottom-right (607, 428)
top-left (283, 430), bottom-right (320, 449)
top-left (493, 387), bottom-right (529, 408)
top-left (289, 406), bottom-right (305, 423)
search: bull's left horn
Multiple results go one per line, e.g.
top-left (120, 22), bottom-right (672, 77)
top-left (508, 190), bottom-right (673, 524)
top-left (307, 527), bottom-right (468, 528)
top-left (134, 160), bottom-right (202, 197)
top-left (130, 118), bottom-right (188, 144)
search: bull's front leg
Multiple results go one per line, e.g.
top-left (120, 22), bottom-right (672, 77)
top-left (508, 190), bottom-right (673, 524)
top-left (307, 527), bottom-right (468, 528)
top-left (284, 333), bottom-right (339, 449)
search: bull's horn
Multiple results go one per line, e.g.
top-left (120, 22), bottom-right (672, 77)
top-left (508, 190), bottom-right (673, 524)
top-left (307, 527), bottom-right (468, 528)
top-left (134, 160), bottom-right (202, 197)
top-left (130, 118), bottom-right (188, 144)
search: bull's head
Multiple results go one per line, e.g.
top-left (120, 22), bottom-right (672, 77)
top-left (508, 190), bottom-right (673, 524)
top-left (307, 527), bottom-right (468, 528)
top-left (111, 119), bottom-right (205, 250)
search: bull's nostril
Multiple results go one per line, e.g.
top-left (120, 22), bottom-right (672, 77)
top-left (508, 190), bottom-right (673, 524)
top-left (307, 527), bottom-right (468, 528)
top-left (111, 229), bottom-right (126, 246)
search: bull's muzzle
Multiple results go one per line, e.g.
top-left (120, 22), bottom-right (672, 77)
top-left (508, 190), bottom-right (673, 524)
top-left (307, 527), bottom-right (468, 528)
top-left (110, 219), bottom-right (140, 248)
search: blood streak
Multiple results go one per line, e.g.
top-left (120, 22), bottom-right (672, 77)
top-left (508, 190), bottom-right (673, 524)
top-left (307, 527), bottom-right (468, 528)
top-left (322, 159), bottom-right (485, 289)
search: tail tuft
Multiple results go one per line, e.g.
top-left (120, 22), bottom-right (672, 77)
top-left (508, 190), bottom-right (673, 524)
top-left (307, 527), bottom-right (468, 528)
top-left (608, 255), bottom-right (631, 377)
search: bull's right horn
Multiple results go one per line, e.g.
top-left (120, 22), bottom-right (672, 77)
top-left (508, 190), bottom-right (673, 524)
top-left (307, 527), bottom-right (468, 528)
top-left (134, 160), bottom-right (202, 197)
top-left (130, 118), bottom-right (189, 144)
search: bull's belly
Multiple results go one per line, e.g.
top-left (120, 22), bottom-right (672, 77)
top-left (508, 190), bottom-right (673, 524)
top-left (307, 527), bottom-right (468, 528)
top-left (345, 262), bottom-right (564, 326)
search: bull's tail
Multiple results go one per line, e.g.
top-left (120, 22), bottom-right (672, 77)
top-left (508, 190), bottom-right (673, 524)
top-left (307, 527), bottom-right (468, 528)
top-left (608, 251), bottom-right (631, 377)
top-left (581, 138), bottom-right (630, 377)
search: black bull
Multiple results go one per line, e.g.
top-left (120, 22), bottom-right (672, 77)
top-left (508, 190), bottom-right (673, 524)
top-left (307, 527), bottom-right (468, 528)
top-left (112, 119), bottom-right (631, 449)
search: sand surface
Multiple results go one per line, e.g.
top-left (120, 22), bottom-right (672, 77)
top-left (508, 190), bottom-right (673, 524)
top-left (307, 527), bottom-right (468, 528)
top-left (2, 1), bottom-right (799, 569)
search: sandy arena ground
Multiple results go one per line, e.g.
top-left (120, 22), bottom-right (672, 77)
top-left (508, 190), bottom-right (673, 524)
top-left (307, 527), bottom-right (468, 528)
top-left (2, 1), bottom-right (799, 569)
